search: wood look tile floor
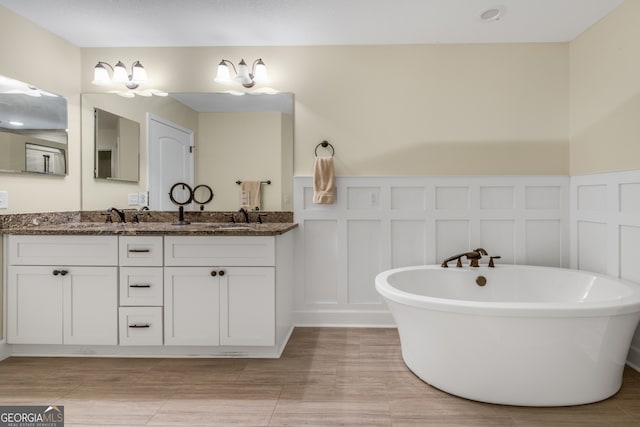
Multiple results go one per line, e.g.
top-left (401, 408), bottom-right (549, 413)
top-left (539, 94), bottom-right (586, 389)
top-left (2, 327), bottom-right (640, 426)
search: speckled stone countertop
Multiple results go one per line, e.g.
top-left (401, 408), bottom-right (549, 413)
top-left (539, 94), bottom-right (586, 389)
top-left (0, 211), bottom-right (297, 236)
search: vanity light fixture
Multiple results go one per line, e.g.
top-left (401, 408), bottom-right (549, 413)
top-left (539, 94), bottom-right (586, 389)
top-left (214, 58), bottom-right (268, 88)
top-left (92, 60), bottom-right (167, 97)
top-left (92, 60), bottom-right (147, 89)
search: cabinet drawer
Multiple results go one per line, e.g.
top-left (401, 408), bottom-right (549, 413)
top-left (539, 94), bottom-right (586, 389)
top-left (164, 236), bottom-right (275, 267)
top-left (9, 235), bottom-right (118, 266)
top-left (119, 236), bottom-right (163, 266)
top-left (119, 307), bottom-right (163, 346)
top-left (119, 267), bottom-right (163, 306)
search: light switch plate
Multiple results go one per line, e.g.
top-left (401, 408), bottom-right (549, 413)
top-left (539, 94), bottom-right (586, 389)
top-left (128, 193), bottom-right (139, 206)
top-left (138, 191), bottom-right (149, 206)
top-left (0, 191), bottom-right (8, 209)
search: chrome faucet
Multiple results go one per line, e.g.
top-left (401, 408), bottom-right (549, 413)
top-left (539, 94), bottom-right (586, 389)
top-left (107, 207), bottom-right (126, 223)
top-left (441, 248), bottom-right (488, 268)
top-left (238, 207), bottom-right (250, 223)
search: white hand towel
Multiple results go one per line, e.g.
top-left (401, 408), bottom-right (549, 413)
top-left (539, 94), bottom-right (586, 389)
top-left (313, 156), bottom-right (335, 204)
top-left (240, 181), bottom-right (262, 211)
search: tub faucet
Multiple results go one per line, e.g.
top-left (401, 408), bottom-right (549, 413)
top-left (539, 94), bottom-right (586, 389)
top-left (107, 207), bottom-right (126, 223)
top-left (441, 248), bottom-right (487, 268)
top-left (469, 248), bottom-right (488, 267)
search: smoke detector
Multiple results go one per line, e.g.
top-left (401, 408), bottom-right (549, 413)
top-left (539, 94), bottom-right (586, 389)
top-left (479, 6), bottom-right (505, 22)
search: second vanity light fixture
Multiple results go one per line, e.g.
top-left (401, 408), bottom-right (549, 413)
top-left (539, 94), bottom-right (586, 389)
top-left (92, 60), bottom-right (167, 97)
top-left (214, 58), bottom-right (268, 88)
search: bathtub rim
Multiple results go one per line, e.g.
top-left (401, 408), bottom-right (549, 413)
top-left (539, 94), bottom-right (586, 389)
top-left (375, 264), bottom-right (640, 318)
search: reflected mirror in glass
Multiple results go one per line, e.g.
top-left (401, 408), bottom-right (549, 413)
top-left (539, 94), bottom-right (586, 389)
top-left (94, 108), bottom-right (140, 182)
top-left (0, 74), bottom-right (68, 175)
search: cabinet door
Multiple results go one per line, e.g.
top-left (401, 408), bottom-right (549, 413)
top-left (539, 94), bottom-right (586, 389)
top-left (220, 267), bottom-right (275, 346)
top-left (63, 267), bottom-right (118, 345)
top-left (164, 267), bottom-right (220, 346)
top-left (7, 266), bottom-right (63, 344)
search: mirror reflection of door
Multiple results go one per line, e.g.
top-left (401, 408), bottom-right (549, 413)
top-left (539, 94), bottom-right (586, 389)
top-left (148, 114), bottom-right (194, 210)
top-left (97, 150), bottom-right (112, 178)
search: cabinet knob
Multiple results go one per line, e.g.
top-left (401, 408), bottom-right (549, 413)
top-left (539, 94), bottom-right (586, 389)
top-left (60, 270), bottom-right (68, 276)
top-left (210, 271), bottom-right (217, 277)
top-left (53, 269), bottom-right (60, 276)
top-left (218, 270), bottom-right (225, 277)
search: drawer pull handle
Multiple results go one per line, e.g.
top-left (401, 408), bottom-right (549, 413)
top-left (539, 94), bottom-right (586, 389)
top-left (128, 249), bottom-right (151, 253)
top-left (129, 284), bottom-right (151, 288)
top-left (129, 324), bottom-right (150, 328)
top-left (53, 269), bottom-right (69, 276)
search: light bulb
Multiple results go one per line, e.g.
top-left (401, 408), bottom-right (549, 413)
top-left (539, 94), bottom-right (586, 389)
top-left (112, 61), bottom-right (129, 83)
top-left (92, 63), bottom-right (111, 86)
top-left (253, 59), bottom-right (268, 82)
top-left (214, 61), bottom-right (232, 83)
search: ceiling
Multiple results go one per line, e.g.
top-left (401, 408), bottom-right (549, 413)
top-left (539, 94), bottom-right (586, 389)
top-left (0, 0), bottom-right (625, 47)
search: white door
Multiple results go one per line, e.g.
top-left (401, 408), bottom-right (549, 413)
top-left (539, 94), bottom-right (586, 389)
top-left (7, 266), bottom-right (63, 344)
top-left (63, 266), bottom-right (118, 345)
top-left (148, 114), bottom-right (194, 210)
top-left (164, 267), bottom-right (220, 346)
top-left (219, 266), bottom-right (275, 346)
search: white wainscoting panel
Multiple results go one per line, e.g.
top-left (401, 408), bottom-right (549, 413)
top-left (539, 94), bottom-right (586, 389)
top-left (295, 176), bottom-right (569, 326)
top-left (571, 170), bottom-right (640, 369)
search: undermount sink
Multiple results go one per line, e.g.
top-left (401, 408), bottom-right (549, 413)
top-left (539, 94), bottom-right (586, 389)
top-left (213, 224), bottom-right (255, 230)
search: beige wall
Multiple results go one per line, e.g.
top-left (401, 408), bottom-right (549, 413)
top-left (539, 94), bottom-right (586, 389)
top-left (197, 112), bottom-right (289, 211)
top-left (0, 6), bottom-right (81, 214)
top-left (569, 0), bottom-right (640, 175)
top-left (80, 43), bottom-right (570, 179)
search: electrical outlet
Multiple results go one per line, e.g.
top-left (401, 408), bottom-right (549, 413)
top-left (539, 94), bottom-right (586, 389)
top-left (0, 191), bottom-right (7, 209)
top-left (128, 193), bottom-right (139, 206)
top-left (138, 191), bottom-right (149, 206)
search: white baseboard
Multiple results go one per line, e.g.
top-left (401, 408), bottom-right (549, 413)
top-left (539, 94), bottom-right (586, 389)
top-left (627, 346), bottom-right (640, 372)
top-left (294, 310), bottom-right (395, 327)
top-left (9, 344), bottom-right (283, 358)
top-left (0, 340), bottom-right (10, 361)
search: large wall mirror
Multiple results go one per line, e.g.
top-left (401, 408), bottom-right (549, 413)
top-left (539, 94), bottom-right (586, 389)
top-left (81, 92), bottom-right (294, 212)
top-left (0, 75), bottom-right (68, 176)
top-left (94, 108), bottom-right (140, 182)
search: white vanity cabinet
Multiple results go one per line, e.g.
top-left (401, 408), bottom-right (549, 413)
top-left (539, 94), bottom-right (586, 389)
top-left (164, 236), bottom-right (277, 347)
top-left (7, 235), bottom-right (118, 345)
top-left (4, 229), bottom-right (294, 357)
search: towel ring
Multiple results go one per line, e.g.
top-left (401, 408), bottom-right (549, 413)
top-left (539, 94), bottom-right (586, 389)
top-left (315, 140), bottom-right (335, 157)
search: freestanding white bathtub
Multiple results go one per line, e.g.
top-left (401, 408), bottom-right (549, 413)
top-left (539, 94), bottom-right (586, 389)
top-left (375, 264), bottom-right (640, 406)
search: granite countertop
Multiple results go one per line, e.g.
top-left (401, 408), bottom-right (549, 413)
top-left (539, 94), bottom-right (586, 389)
top-left (0, 211), bottom-right (297, 236)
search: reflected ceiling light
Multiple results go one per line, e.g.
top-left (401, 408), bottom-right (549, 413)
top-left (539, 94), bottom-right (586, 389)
top-left (214, 58), bottom-right (268, 88)
top-left (92, 60), bottom-right (167, 97)
top-left (0, 76), bottom-right (59, 97)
